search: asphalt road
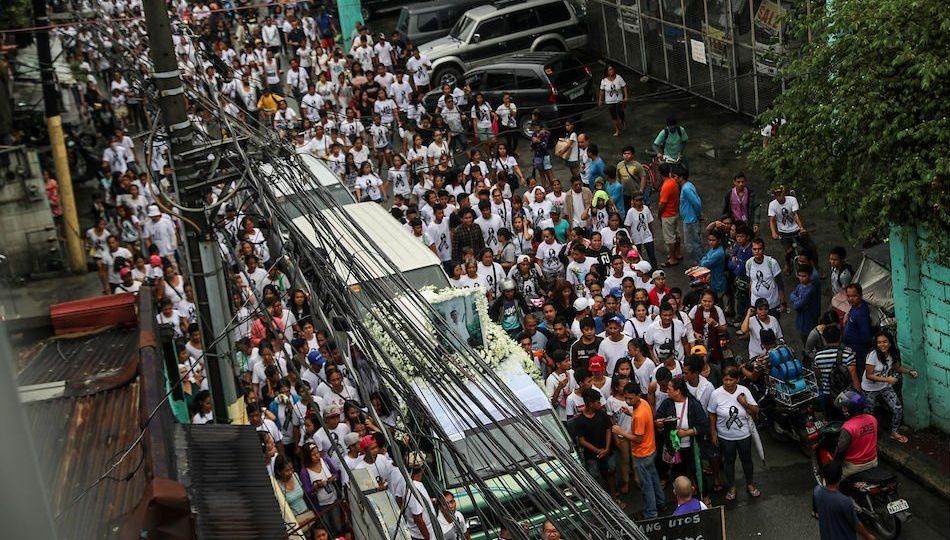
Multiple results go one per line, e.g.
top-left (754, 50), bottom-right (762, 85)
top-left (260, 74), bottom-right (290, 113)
top-left (359, 11), bottom-right (950, 538)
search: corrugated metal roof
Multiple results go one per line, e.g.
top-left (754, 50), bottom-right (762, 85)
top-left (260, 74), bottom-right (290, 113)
top-left (184, 425), bottom-right (287, 539)
top-left (25, 382), bottom-right (145, 539)
top-left (17, 328), bottom-right (139, 386)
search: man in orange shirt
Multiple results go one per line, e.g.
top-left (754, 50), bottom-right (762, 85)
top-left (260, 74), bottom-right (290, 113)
top-left (613, 381), bottom-right (665, 518)
top-left (657, 162), bottom-right (682, 267)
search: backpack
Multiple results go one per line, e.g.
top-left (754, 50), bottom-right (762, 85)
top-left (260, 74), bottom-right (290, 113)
top-left (826, 343), bottom-right (852, 396)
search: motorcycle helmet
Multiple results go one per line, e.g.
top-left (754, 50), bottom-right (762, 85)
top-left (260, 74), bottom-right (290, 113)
top-left (834, 390), bottom-right (866, 416)
top-left (500, 279), bottom-right (516, 292)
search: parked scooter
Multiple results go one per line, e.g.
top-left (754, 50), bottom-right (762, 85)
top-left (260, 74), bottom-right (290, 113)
top-left (810, 393), bottom-right (911, 539)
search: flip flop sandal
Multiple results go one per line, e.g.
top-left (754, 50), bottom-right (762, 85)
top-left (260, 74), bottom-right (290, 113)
top-left (747, 486), bottom-right (761, 498)
top-left (725, 489), bottom-right (737, 501)
top-left (890, 433), bottom-right (908, 444)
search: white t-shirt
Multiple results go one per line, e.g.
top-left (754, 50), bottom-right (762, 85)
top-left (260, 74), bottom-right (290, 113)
top-left (476, 261), bottom-right (505, 296)
top-left (673, 400), bottom-right (693, 447)
top-left (566, 257), bottom-right (597, 292)
top-left (768, 196), bottom-right (801, 234)
top-left (404, 480), bottom-right (436, 539)
top-left (623, 316), bottom-right (654, 341)
top-left (746, 255), bottom-right (783, 309)
top-left (474, 214), bottom-right (504, 250)
top-left (406, 55), bottom-right (431, 86)
top-left (537, 240), bottom-right (564, 276)
top-left (355, 174), bottom-right (384, 201)
top-left (624, 205), bottom-right (655, 244)
top-left (427, 219), bottom-right (453, 261)
top-left (545, 370), bottom-right (576, 421)
top-left (598, 335), bottom-right (632, 374)
top-left (607, 395), bottom-right (633, 432)
top-left (861, 351), bottom-right (894, 392)
top-left (687, 375), bottom-right (715, 410)
top-left (707, 385), bottom-right (758, 440)
top-left (643, 319), bottom-right (689, 361)
top-left (313, 423), bottom-right (352, 460)
top-left (632, 357), bottom-right (656, 395)
top-left (528, 200), bottom-right (553, 227)
top-left (600, 75), bottom-right (626, 104)
top-left (747, 315), bottom-right (783, 357)
top-left (306, 460), bottom-right (338, 505)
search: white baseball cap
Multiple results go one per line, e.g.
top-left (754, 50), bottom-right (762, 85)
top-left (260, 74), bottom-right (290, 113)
top-left (635, 261), bottom-right (653, 274)
top-left (573, 297), bottom-right (591, 311)
top-left (147, 205), bottom-right (162, 217)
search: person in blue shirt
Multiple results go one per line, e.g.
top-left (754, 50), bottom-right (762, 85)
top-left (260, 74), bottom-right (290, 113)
top-left (791, 263), bottom-right (821, 342)
top-left (699, 230), bottom-right (727, 296)
top-left (674, 164), bottom-right (703, 265)
top-left (586, 144), bottom-right (606, 189)
top-left (604, 174), bottom-right (625, 215)
top-left (727, 224), bottom-right (754, 322)
top-left (843, 283), bottom-right (873, 368)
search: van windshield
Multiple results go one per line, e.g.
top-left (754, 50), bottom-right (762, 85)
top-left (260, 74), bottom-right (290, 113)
top-left (440, 412), bottom-right (569, 487)
top-left (449, 15), bottom-right (477, 41)
top-left (278, 184), bottom-right (354, 218)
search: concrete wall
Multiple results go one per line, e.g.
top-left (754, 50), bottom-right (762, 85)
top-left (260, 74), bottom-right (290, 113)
top-left (889, 226), bottom-right (950, 432)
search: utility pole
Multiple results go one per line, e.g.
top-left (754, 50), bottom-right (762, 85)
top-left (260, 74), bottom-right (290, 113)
top-left (33, 0), bottom-right (84, 274)
top-left (141, 0), bottom-right (236, 421)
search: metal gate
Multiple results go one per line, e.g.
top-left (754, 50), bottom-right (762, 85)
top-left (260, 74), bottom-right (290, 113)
top-left (586, 0), bottom-right (793, 116)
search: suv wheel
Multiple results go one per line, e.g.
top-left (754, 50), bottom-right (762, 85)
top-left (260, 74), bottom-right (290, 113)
top-left (520, 115), bottom-right (535, 139)
top-left (434, 65), bottom-right (463, 88)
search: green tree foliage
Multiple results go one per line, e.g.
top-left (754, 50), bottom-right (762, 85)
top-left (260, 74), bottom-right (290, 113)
top-left (748, 0), bottom-right (949, 260)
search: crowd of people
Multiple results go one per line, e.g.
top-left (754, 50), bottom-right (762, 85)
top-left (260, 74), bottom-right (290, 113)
top-left (43, 0), bottom-right (922, 537)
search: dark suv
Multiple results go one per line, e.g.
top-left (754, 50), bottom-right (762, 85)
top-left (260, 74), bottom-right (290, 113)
top-left (425, 51), bottom-right (593, 137)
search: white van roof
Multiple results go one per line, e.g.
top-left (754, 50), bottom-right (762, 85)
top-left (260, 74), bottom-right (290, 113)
top-left (264, 154), bottom-right (348, 196)
top-left (290, 202), bottom-right (444, 286)
top-left (412, 359), bottom-right (552, 441)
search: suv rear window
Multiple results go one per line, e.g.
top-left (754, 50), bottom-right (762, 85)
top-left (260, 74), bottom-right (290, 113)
top-left (546, 55), bottom-right (589, 91)
top-left (538, 2), bottom-right (571, 26)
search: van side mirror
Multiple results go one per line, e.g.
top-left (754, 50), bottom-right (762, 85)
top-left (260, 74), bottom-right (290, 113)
top-left (471, 33), bottom-right (481, 44)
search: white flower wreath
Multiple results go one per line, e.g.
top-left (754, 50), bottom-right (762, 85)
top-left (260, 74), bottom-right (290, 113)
top-left (364, 286), bottom-right (543, 385)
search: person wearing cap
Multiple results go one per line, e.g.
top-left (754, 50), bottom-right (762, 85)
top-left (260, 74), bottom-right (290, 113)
top-left (353, 434), bottom-right (394, 491)
top-left (588, 355), bottom-right (612, 401)
top-left (143, 204), bottom-right (178, 258)
top-left (598, 315), bottom-right (631, 374)
top-left (488, 279), bottom-right (530, 337)
top-left (403, 451), bottom-right (436, 540)
top-left (645, 302), bottom-right (691, 364)
top-left (342, 432), bottom-right (363, 473)
top-left (741, 297), bottom-right (785, 358)
top-left (313, 402), bottom-right (352, 466)
top-left (569, 296), bottom-right (592, 337)
top-left (507, 254), bottom-right (543, 303)
top-left (653, 116), bottom-right (688, 163)
top-left (114, 266), bottom-right (141, 295)
top-left (648, 269), bottom-right (671, 307)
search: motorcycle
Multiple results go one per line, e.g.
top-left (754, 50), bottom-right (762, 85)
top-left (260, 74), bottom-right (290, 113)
top-left (810, 421), bottom-right (911, 539)
top-left (745, 345), bottom-right (824, 455)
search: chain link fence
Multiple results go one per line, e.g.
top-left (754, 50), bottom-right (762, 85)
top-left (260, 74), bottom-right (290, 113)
top-left (587, 0), bottom-right (797, 116)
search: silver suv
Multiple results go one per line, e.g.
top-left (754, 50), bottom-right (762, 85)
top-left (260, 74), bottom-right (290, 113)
top-left (418, 0), bottom-right (588, 88)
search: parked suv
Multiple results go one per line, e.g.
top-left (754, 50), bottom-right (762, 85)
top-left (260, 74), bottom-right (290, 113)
top-left (425, 51), bottom-right (593, 137)
top-left (395, 0), bottom-right (493, 46)
top-left (419, 0), bottom-right (588, 88)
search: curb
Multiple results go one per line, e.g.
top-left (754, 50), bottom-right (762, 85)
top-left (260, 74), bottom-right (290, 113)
top-left (877, 438), bottom-right (950, 501)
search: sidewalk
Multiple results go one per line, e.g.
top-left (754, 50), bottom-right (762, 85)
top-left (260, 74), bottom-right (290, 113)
top-left (878, 427), bottom-right (950, 500)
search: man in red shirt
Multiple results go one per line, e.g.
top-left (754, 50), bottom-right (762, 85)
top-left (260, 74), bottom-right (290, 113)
top-left (834, 390), bottom-right (878, 477)
top-left (657, 162), bottom-right (682, 267)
